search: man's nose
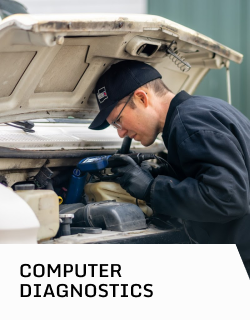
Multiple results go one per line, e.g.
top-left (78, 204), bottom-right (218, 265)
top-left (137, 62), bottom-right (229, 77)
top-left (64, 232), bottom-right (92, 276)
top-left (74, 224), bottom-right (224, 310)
top-left (117, 128), bottom-right (128, 138)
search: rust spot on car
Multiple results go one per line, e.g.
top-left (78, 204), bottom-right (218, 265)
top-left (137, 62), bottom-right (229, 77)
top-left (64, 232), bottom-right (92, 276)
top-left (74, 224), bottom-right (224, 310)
top-left (162, 25), bottom-right (178, 33)
top-left (33, 20), bottom-right (134, 33)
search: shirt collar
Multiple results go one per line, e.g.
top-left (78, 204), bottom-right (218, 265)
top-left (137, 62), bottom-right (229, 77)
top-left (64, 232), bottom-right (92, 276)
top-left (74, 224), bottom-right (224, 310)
top-left (162, 90), bottom-right (191, 139)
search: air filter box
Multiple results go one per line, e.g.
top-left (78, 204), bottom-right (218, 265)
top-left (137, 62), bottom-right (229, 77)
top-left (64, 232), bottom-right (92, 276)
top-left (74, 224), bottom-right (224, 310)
top-left (71, 200), bottom-right (146, 232)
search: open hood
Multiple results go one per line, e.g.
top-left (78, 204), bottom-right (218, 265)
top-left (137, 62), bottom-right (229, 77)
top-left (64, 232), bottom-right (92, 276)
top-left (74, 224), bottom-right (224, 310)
top-left (0, 13), bottom-right (243, 123)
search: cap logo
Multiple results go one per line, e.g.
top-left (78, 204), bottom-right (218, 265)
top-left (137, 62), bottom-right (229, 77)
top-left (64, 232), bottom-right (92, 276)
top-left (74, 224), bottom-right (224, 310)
top-left (97, 87), bottom-right (108, 103)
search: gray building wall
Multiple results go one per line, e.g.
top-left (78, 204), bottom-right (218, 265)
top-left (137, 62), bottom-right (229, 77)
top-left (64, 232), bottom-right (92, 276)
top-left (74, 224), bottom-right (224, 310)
top-left (19, 0), bottom-right (147, 14)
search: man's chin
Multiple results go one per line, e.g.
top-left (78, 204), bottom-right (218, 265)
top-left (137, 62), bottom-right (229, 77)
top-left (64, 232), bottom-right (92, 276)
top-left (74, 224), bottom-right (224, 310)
top-left (140, 140), bottom-right (154, 147)
top-left (135, 135), bottom-right (156, 147)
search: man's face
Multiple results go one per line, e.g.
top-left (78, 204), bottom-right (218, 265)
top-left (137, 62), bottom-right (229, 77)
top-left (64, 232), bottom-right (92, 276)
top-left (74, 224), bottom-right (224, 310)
top-left (106, 90), bottom-right (160, 146)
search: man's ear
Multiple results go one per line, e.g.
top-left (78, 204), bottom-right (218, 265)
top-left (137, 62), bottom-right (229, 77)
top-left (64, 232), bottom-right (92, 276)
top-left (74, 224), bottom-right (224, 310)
top-left (134, 89), bottom-right (148, 108)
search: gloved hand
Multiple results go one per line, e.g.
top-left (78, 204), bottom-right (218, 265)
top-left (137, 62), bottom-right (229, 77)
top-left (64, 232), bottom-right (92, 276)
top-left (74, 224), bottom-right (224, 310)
top-left (140, 161), bottom-right (155, 176)
top-left (141, 161), bottom-right (169, 178)
top-left (110, 154), bottom-right (154, 201)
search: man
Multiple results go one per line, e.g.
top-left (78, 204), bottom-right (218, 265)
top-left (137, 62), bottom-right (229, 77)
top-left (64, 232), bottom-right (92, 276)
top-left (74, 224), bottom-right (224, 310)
top-left (89, 60), bottom-right (250, 277)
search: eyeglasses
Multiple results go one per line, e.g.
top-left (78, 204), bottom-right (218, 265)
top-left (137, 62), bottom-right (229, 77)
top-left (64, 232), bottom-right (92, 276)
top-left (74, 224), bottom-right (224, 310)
top-left (111, 92), bottom-right (134, 130)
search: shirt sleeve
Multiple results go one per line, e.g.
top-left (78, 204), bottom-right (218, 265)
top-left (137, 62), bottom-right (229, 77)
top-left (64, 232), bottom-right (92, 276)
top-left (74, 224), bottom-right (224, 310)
top-left (150, 130), bottom-right (249, 223)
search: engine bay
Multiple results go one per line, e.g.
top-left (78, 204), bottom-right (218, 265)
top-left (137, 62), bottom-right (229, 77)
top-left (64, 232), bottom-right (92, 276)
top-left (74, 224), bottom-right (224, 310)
top-left (0, 123), bottom-right (189, 244)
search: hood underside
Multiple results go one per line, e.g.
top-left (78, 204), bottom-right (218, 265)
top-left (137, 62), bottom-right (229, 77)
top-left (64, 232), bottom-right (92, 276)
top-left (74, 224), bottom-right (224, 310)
top-left (0, 13), bottom-right (243, 123)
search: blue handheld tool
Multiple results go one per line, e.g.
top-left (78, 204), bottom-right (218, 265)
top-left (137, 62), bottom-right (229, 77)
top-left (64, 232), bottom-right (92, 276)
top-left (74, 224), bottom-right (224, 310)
top-left (65, 156), bottom-right (111, 204)
top-left (77, 155), bottom-right (111, 172)
top-left (65, 154), bottom-right (156, 204)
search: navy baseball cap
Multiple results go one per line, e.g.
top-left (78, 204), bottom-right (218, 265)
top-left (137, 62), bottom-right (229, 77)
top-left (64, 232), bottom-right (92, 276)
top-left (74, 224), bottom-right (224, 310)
top-left (89, 60), bottom-right (162, 130)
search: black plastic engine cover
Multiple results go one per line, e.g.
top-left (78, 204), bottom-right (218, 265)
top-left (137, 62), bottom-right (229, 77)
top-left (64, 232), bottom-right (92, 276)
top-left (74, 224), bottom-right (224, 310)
top-left (71, 200), bottom-right (146, 232)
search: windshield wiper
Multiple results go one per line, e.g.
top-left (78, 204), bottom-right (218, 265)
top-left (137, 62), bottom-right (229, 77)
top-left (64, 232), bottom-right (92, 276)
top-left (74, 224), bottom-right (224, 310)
top-left (5, 121), bottom-right (35, 133)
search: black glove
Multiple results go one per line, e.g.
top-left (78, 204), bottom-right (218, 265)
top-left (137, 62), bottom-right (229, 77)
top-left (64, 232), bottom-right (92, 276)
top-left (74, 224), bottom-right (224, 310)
top-left (110, 154), bottom-right (154, 201)
top-left (141, 161), bottom-right (169, 178)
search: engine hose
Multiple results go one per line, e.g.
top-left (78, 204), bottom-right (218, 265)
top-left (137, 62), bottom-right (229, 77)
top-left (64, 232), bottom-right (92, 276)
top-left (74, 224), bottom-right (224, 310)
top-left (120, 137), bottom-right (132, 154)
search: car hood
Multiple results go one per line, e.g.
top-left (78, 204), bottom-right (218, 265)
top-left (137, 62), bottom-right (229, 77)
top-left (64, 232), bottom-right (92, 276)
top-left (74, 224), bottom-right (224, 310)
top-left (0, 13), bottom-right (243, 123)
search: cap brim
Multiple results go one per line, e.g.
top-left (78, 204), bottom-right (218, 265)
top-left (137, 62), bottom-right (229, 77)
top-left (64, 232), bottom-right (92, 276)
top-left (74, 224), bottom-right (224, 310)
top-left (88, 101), bottom-right (116, 130)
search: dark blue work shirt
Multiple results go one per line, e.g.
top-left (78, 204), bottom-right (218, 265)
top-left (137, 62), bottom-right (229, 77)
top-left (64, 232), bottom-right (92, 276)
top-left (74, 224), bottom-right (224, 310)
top-left (150, 91), bottom-right (250, 262)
